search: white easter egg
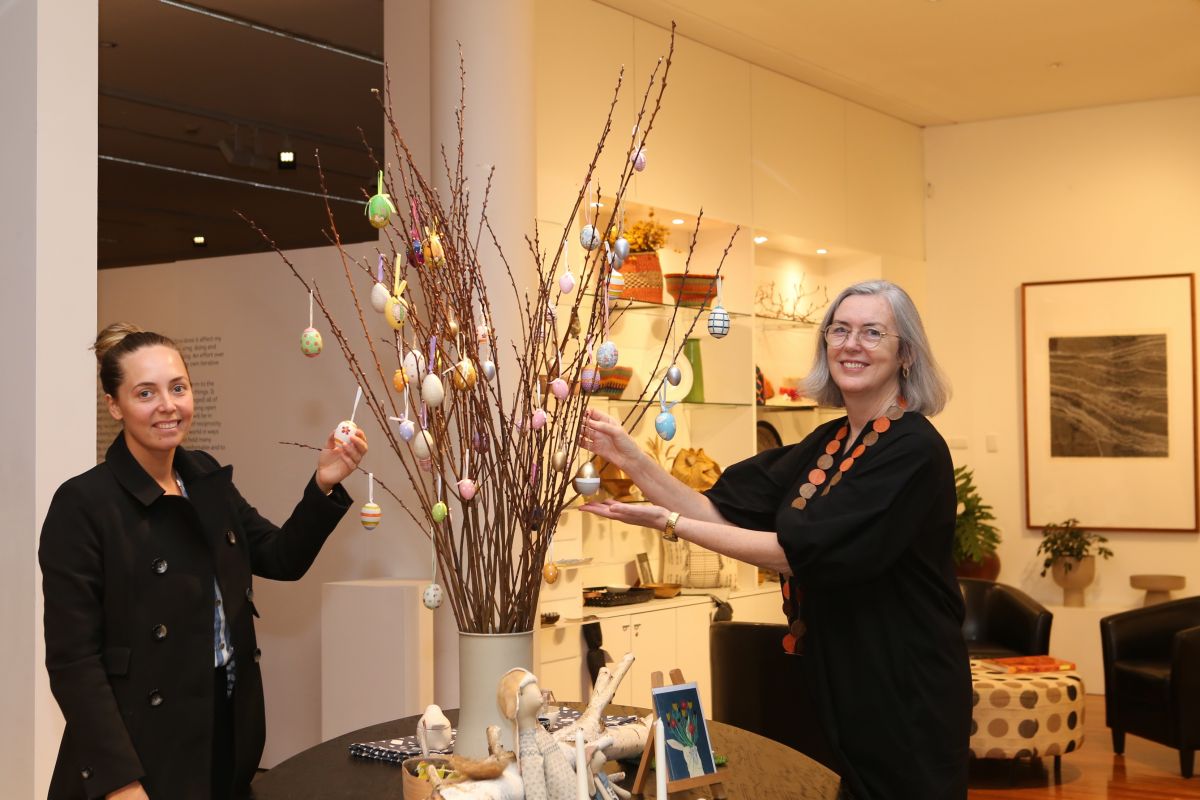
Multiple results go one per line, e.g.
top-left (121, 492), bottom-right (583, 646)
top-left (412, 429), bottom-right (434, 459)
top-left (580, 225), bottom-right (601, 251)
top-left (422, 583), bottom-right (444, 609)
top-left (370, 282), bottom-right (389, 314)
top-left (403, 349), bottom-right (426, 383)
top-left (421, 373), bottom-right (445, 407)
top-left (559, 269), bottom-right (576, 294)
top-left (707, 305), bottom-right (731, 339)
top-left (573, 462), bottom-right (600, 496)
top-left (333, 420), bottom-right (359, 444)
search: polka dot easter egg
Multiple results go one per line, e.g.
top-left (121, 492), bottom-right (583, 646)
top-left (300, 327), bottom-right (323, 357)
top-left (422, 583), bottom-right (444, 610)
top-left (360, 502), bottom-right (381, 530)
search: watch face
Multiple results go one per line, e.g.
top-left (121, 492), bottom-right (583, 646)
top-left (757, 421), bottom-right (783, 453)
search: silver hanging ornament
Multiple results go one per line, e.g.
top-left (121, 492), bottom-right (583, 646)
top-left (666, 364), bottom-right (682, 386)
top-left (573, 462), bottom-right (600, 496)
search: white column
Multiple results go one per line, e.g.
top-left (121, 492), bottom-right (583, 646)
top-left (427, 0), bottom-right (537, 707)
top-left (0, 0), bottom-right (99, 795)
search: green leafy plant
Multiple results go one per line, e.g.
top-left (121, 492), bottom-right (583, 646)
top-left (1036, 518), bottom-right (1113, 576)
top-left (952, 465), bottom-right (1001, 565)
top-left (623, 212), bottom-right (670, 252)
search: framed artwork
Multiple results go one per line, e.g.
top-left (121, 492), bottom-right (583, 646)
top-left (635, 552), bottom-right (654, 585)
top-left (650, 682), bottom-right (717, 781)
top-left (1021, 274), bottom-right (1197, 531)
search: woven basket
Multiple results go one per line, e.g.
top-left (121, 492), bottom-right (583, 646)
top-left (620, 251), bottom-right (663, 303)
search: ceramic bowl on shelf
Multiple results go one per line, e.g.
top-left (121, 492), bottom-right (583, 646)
top-left (663, 273), bottom-right (719, 307)
top-left (540, 611), bottom-right (561, 626)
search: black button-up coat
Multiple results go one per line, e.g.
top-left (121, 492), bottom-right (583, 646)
top-left (40, 434), bottom-right (351, 799)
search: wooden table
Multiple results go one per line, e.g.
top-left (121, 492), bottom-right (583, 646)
top-left (252, 706), bottom-right (841, 799)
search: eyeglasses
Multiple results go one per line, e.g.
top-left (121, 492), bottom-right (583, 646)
top-left (823, 325), bottom-right (899, 350)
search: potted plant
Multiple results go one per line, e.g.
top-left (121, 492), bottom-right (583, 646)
top-left (952, 466), bottom-right (1002, 580)
top-left (619, 210), bottom-right (670, 303)
top-left (1036, 518), bottom-right (1114, 607)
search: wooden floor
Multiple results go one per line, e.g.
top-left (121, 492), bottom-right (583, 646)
top-left (968, 694), bottom-right (1198, 799)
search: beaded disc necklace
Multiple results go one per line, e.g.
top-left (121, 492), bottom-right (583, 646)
top-left (790, 396), bottom-right (907, 510)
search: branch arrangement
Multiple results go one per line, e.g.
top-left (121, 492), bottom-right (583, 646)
top-left (247, 25), bottom-right (739, 633)
top-left (754, 279), bottom-right (827, 324)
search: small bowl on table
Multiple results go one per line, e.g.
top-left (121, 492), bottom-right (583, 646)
top-left (663, 273), bottom-right (719, 308)
top-left (642, 583), bottom-right (682, 599)
top-left (401, 756), bottom-right (455, 800)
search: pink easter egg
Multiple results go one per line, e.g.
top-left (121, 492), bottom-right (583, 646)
top-left (458, 478), bottom-right (477, 500)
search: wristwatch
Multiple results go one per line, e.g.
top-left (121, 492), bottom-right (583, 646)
top-left (663, 511), bottom-right (681, 542)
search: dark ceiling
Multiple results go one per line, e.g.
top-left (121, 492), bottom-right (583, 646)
top-left (98, 0), bottom-right (385, 268)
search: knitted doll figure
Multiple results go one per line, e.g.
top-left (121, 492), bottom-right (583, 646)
top-left (497, 668), bottom-right (577, 800)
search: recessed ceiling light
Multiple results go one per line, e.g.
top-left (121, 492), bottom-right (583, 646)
top-left (753, 236), bottom-right (768, 245)
top-left (816, 248), bottom-right (828, 255)
top-left (671, 218), bottom-right (685, 225)
top-left (192, 235), bottom-right (207, 247)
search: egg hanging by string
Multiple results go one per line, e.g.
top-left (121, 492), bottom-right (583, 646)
top-left (597, 340), bottom-right (619, 369)
top-left (654, 384), bottom-right (680, 441)
top-left (412, 428), bottom-right (434, 460)
top-left (451, 358), bottom-right (477, 390)
top-left (403, 347), bottom-right (426, 384)
top-left (543, 561), bottom-right (560, 585)
top-left (475, 322), bottom-right (491, 346)
top-left (370, 254), bottom-right (389, 313)
top-left (707, 276), bottom-right (730, 339)
top-left (552, 447), bottom-right (568, 472)
top-left (549, 376), bottom-right (569, 401)
top-left (609, 268), bottom-right (625, 300)
top-left (666, 364), bottom-right (682, 386)
top-left (333, 386), bottom-right (363, 444)
top-left (421, 373), bottom-right (445, 407)
top-left (581, 365), bottom-right (601, 393)
top-left (580, 224), bottom-right (601, 251)
top-left (631, 148), bottom-right (647, 172)
top-left (300, 289), bottom-right (323, 357)
top-left (613, 237), bottom-right (630, 264)
top-left (365, 170), bottom-right (396, 229)
top-left (432, 501), bottom-right (448, 523)
top-left (422, 583), bottom-right (444, 610)
top-left (573, 462), bottom-right (600, 496)
top-left (392, 369), bottom-right (407, 392)
top-left (360, 473), bottom-right (381, 530)
top-left (426, 226), bottom-right (446, 267)
top-left (389, 412), bottom-right (416, 442)
top-left (481, 360), bottom-right (497, 382)
top-left (385, 273), bottom-right (409, 331)
top-left (458, 450), bottom-right (477, 501)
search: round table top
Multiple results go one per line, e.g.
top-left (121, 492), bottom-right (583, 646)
top-left (252, 706), bottom-right (840, 799)
top-left (1129, 574), bottom-right (1186, 591)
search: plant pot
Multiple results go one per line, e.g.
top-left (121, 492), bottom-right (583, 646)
top-left (954, 553), bottom-right (1001, 582)
top-left (1051, 555), bottom-right (1095, 607)
top-left (453, 630), bottom-right (534, 758)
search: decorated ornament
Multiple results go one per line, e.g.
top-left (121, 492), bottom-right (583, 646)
top-left (597, 340), bottom-right (619, 369)
top-left (552, 448), bottom-right (568, 472)
top-left (543, 561), bottom-right (560, 584)
top-left (471, 430), bottom-right (489, 453)
top-left (392, 368), bottom-right (407, 391)
top-left (334, 387), bottom-right (363, 444)
top-left (451, 358), bottom-right (477, 390)
top-left (412, 429), bottom-right (434, 460)
top-left (403, 348), bottom-right (426, 384)
top-left (458, 452), bottom-right (477, 501)
top-left (666, 364), bottom-right (682, 386)
top-left (559, 268), bottom-right (576, 294)
top-left (580, 224), bottom-right (601, 251)
top-left (613, 237), bottom-right (630, 264)
top-left (530, 408), bottom-right (547, 431)
top-left (707, 277), bottom-right (730, 339)
top-left (421, 373), bottom-right (445, 407)
top-left (631, 147), bottom-right (647, 172)
top-left (654, 384), bottom-right (680, 441)
top-left (426, 226), bottom-right (446, 267)
top-left (581, 365), bottom-right (601, 393)
top-left (385, 295), bottom-right (408, 330)
top-left (573, 462), bottom-right (600, 496)
top-left (475, 322), bottom-right (491, 346)
top-left (370, 255), bottom-right (390, 313)
top-left (481, 360), bottom-right (497, 382)
top-left (360, 473), bottom-right (381, 530)
top-left (365, 170), bottom-right (396, 229)
top-left (608, 268), bottom-right (625, 299)
top-left (422, 583), bottom-right (444, 609)
top-left (398, 417), bottom-right (416, 441)
top-left (300, 290), bottom-right (323, 357)
top-left (549, 376), bottom-right (570, 401)
top-left (432, 501), bottom-right (448, 523)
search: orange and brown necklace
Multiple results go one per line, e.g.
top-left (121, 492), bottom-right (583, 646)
top-left (790, 397), bottom-right (907, 510)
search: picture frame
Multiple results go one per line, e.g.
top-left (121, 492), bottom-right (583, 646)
top-left (650, 682), bottom-right (717, 782)
top-left (1021, 274), bottom-right (1198, 531)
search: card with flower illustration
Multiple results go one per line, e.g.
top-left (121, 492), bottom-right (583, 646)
top-left (650, 682), bottom-right (717, 781)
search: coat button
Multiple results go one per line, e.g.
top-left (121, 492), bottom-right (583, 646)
top-left (254, 648), bottom-right (262, 664)
top-left (152, 623), bottom-right (168, 640)
top-left (226, 530), bottom-right (237, 545)
top-left (80, 768), bottom-right (92, 780)
top-left (148, 690), bottom-right (163, 707)
top-left (151, 558), bottom-right (168, 574)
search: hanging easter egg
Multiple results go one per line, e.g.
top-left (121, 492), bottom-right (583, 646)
top-left (573, 462), bottom-right (600, 496)
top-left (666, 364), bottom-right (682, 386)
top-left (708, 305), bottom-right (731, 339)
top-left (568, 311), bottom-right (581, 338)
top-left (452, 358), bottom-right (477, 390)
top-left (422, 583), bottom-right (444, 609)
top-left (471, 431), bottom-right (489, 453)
top-left (431, 501), bottom-right (448, 523)
top-left (370, 282), bottom-right (389, 314)
top-left (458, 478), bottom-right (477, 501)
top-left (530, 409), bottom-right (547, 431)
top-left (365, 172), bottom-right (396, 229)
top-left (613, 237), bottom-right (630, 263)
top-left (596, 340), bottom-right (619, 369)
top-left (360, 502), bottom-right (382, 530)
top-left (608, 269), bottom-right (625, 299)
top-left (631, 147), bottom-right (647, 172)
top-left (421, 373), bottom-right (445, 407)
top-left (300, 327), bottom-right (323, 358)
top-left (552, 448), bottom-right (568, 472)
top-left (392, 369), bottom-right (407, 392)
top-left (543, 562), bottom-right (560, 584)
top-left (529, 505), bottom-right (546, 529)
top-left (403, 349), bottom-right (426, 383)
top-left (580, 224), bottom-right (601, 251)
top-left (427, 229), bottom-right (446, 267)
top-left (475, 323), bottom-right (491, 346)
top-left (559, 268), bottom-right (576, 294)
top-left (333, 420), bottom-right (359, 444)
top-left (447, 316), bottom-right (460, 338)
top-left (549, 377), bottom-right (569, 401)
top-left (385, 296), bottom-right (408, 330)
top-left (580, 365), bottom-right (601, 393)
top-left (481, 360), bottom-right (497, 382)
top-left (412, 429), bottom-right (434, 459)
top-left (655, 410), bottom-right (677, 441)
top-left (398, 418), bottom-right (416, 441)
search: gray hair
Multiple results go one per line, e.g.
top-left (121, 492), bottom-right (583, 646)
top-left (802, 280), bottom-right (950, 415)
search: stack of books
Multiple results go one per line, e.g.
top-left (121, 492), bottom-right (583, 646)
top-left (975, 655), bottom-right (1077, 674)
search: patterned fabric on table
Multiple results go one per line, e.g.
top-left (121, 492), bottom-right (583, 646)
top-left (348, 710), bottom-right (642, 764)
top-left (969, 659), bottom-right (1086, 760)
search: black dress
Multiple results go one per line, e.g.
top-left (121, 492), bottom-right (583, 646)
top-left (704, 412), bottom-right (971, 800)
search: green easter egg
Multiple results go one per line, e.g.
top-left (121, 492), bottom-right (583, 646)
top-left (432, 501), bottom-right (448, 522)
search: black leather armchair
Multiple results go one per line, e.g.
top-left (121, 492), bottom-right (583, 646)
top-left (1100, 595), bottom-right (1200, 777)
top-left (958, 577), bottom-right (1053, 658)
top-left (709, 621), bottom-right (839, 771)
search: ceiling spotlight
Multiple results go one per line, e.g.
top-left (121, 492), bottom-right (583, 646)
top-left (816, 248), bottom-right (828, 255)
top-left (192, 235), bottom-right (207, 247)
top-left (671, 218), bottom-right (685, 225)
top-left (753, 235), bottom-right (768, 245)
top-left (278, 136), bottom-right (296, 170)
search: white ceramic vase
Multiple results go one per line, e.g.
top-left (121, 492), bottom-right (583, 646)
top-left (1051, 555), bottom-right (1095, 607)
top-left (453, 630), bottom-right (534, 757)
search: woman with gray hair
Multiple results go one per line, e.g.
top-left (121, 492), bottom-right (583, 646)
top-left (580, 280), bottom-right (970, 799)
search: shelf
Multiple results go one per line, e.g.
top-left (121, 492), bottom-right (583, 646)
top-left (753, 314), bottom-right (818, 332)
top-left (600, 398), bottom-right (753, 410)
top-left (756, 403), bottom-right (818, 413)
top-left (578, 293), bottom-right (750, 321)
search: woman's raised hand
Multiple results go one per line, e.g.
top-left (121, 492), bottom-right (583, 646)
top-left (315, 427), bottom-right (368, 494)
top-left (578, 408), bottom-right (641, 470)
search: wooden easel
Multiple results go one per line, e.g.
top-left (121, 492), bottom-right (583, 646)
top-left (631, 668), bottom-right (729, 799)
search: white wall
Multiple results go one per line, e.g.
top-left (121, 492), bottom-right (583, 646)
top-left (924, 96), bottom-right (1200, 609)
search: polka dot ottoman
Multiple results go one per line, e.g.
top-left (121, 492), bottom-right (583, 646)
top-left (969, 660), bottom-right (1085, 769)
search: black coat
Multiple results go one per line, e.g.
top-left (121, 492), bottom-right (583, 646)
top-left (704, 413), bottom-right (971, 800)
top-left (40, 434), bottom-right (351, 800)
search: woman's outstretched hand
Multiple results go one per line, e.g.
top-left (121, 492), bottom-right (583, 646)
top-left (578, 408), bottom-right (642, 470)
top-left (579, 498), bottom-right (670, 532)
top-left (315, 427), bottom-right (368, 494)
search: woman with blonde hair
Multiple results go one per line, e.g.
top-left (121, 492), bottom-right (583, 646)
top-left (580, 281), bottom-right (970, 799)
top-left (40, 323), bottom-right (367, 800)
